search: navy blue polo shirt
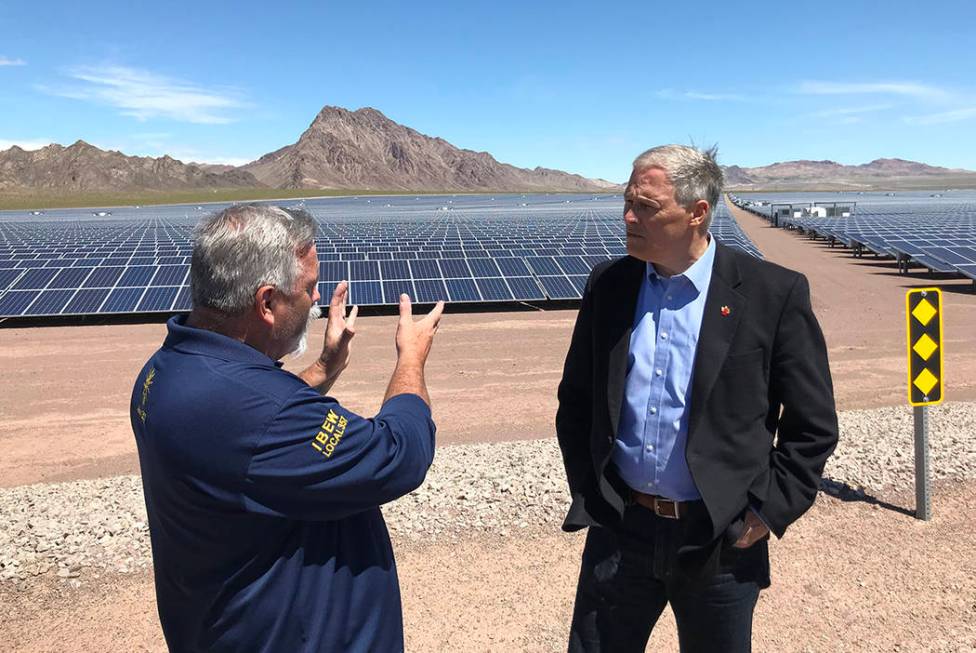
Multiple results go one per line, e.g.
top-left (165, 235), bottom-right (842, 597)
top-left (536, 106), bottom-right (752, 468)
top-left (130, 316), bottom-right (435, 653)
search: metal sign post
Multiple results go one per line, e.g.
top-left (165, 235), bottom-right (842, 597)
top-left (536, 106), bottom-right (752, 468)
top-left (905, 287), bottom-right (944, 521)
top-left (913, 405), bottom-right (930, 520)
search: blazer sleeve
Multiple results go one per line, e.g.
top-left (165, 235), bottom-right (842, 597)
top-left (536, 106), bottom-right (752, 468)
top-left (763, 273), bottom-right (839, 537)
top-left (556, 271), bottom-right (599, 501)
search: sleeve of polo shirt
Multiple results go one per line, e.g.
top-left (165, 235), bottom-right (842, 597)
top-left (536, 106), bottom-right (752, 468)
top-left (241, 391), bottom-right (436, 521)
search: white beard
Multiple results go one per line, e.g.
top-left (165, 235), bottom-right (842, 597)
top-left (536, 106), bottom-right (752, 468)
top-left (289, 304), bottom-right (322, 358)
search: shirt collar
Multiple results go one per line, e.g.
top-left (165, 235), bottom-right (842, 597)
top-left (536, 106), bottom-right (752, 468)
top-left (162, 314), bottom-right (282, 367)
top-left (646, 233), bottom-right (716, 293)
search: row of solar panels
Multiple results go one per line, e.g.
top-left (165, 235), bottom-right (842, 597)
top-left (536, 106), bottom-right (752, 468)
top-left (0, 247), bottom-right (626, 267)
top-left (0, 201), bottom-right (762, 318)
top-left (0, 256), bottom-right (605, 316)
top-left (731, 198), bottom-right (976, 284)
top-left (0, 275), bottom-right (593, 317)
top-left (0, 255), bottom-right (605, 291)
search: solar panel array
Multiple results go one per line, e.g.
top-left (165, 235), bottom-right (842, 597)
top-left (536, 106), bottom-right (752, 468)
top-left (0, 195), bottom-right (761, 319)
top-left (730, 192), bottom-right (976, 284)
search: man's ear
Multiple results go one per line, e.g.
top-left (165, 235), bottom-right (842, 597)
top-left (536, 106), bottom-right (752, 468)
top-left (254, 285), bottom-right (277, 327)
top-left (689, 199), bottom-right (710, 228)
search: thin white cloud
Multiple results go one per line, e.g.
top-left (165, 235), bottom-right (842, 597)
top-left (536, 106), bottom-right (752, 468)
top-left (39, 65), bottom-right (247, 124)
top-left (657, 88), bottom-right (746, 102)
top-left (809, 104), bottom-right (892, 118)
top-left (904, 107), bottom-right (976, 125)
top-left (0, 139), bottom-right (53, 151)
top-left (797, 80), bottom-right (950, 101)
top-left (0, 57), bottom-right (26, 66)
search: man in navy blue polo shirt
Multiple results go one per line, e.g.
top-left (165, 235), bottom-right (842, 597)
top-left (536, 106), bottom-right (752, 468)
top-left (131, 204), bottom-right (444, 652)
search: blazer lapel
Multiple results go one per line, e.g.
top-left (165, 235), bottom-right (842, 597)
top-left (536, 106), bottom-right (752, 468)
top-left (687, 244), bottom-right (745, 443)
top-left (606, 257), bottom-right (644, 437)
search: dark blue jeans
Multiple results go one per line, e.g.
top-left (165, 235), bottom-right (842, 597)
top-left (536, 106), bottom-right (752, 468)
top-left (568, 503), bottom-right (769, 653)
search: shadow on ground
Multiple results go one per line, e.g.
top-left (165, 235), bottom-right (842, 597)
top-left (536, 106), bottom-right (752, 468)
top-left (820, 477), bottom-right (916, 517)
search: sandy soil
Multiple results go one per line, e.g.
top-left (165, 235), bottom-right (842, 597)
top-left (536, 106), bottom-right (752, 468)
top-left (2, 481), bottom-right (974, 652)
top-left (1, 201), bottom-right (975, 651)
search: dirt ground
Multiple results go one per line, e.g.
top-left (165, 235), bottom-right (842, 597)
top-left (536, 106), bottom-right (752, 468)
top-left (2, 481), bottom-right (974, 652)
top-left (1, 202), bottom-right (975, 651)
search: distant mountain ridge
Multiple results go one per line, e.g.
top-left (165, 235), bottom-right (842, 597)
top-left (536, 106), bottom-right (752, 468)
top-left (241, 106), bottom-right (616, 192)
top-left (0, 141), bottom-right (259, 192)
top-left (722, 158), bottom-right (976, 190)
top-left (2, 105), bottom-right (975, 197)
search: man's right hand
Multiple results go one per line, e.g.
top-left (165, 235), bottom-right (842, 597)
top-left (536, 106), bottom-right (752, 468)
top-left (384, 295), bottom-right (445, 405)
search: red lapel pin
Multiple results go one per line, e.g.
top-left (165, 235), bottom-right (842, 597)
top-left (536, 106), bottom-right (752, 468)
top-left (720, 305), bottom-right (731, 317)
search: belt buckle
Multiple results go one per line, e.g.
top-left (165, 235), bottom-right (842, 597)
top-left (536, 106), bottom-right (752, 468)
top-left (653, 498), bottom-right (679, 519)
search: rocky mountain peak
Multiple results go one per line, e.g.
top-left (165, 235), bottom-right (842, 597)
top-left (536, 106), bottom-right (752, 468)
top-left (243, 104), bottom-right (612, 192)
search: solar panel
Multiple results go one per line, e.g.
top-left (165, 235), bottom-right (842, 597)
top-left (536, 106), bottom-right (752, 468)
top-left (349, 280), bottom-right (382, 305)
top-left (446, 278), bottom-right (480, 302)
top-left (555, 256), bottom-right (590, 275)
top-left (439, 259), bottom-right (472, 278)
top-left (507, 277), bottom-right (545, 300)
top-left (0, 269), bottom-right (22, 290)
top-left (382, 279), bottom-right (415, 304)
top-left (380, 259), bottom-right (410, 279)
top-left (173, 286), bottom-right (191, 311)
top-left (150, 265), bottom-right (188, 286)
top-left (350, 261), bottom-right (380, 280)
top-left (101, 287), bottom-right (145, 313)
top-left (320, 261), bottom-right (349, 281)
top-left (413, 278), bottom-right (448, 303)
top-left (84, 266), bottom-right (125, 288)
top-left (25, 289), bottom-right (75, 315)
top-left (0, 290), bottom-right (39, 314)
top-left (467, 258), bottom-right (502, 277)
top-left (65, 288), bottom-right (109, 313)
top-left (138, 286), bottom-right (178, 312)
top-left (14, 268), bottom-right (57, 290)
top-left (475, 277), bottom-right (514, 301)
top-left (496, 258), bottom-right (532, 276)
top-left (117, 266), bottom-right (155, 287)
top-left (538, 276), bottom-right (580, 299)
top-left (409, 259), bottom-right (441, 279)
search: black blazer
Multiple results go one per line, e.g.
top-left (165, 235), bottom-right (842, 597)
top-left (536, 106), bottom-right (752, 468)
top-left (556, 243), bottom-right (839, 548)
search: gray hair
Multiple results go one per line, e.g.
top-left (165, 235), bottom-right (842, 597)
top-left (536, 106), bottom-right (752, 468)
top-left (632, 144), bottom-right (723, 229)
top-left (190, 204), bottom-right (317, 315)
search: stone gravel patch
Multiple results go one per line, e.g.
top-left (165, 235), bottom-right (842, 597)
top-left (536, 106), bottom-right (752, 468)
top-left (2, 402), bottom-right (974, 585)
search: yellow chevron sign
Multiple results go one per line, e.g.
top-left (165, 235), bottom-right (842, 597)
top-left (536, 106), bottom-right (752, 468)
top-left (906, 288), bottom-right (944, 406)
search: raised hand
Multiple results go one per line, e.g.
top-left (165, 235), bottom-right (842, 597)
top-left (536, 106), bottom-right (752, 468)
top-left (320, 280), bottom-right (359, 383)
top-left (383, 294), bottom-right (445, 406)
top-left (394, 294), bottom-right (444, 365)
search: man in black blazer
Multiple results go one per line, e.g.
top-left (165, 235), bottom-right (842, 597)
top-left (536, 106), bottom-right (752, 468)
top-left (557, 144), bottom-right (838, 652)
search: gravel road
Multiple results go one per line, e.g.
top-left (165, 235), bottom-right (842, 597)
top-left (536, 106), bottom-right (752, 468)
top-left (2, 401), bottom-right (973, 586)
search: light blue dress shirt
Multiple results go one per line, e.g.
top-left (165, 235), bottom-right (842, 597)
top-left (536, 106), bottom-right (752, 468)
top-left (612, 236), bottom-right (716, 500)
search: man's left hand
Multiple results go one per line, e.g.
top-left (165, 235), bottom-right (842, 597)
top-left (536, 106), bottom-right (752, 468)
top-left (319, 280), bottom-right (358, 384)
top-left (732, 509), bottom-right (770, 549)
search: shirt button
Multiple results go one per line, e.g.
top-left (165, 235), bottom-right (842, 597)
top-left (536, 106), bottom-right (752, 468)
top-left (655, 368), bottom-right (663, 377)
top-left (660, 331), bottom-right (668, 340)
top-left (645, 444), bottom-right (654, 452)
top-left (667, 295), bottom-right (673, 301)
top-left (649, 407), bottom-right (657, 415)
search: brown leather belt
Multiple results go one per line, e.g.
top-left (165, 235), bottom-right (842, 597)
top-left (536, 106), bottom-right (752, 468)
top-left (631, 491), bottom-right (687, 519)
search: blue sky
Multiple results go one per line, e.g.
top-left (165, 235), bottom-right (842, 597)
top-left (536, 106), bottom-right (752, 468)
top-left (1, 0), bottom-right (974, 182)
